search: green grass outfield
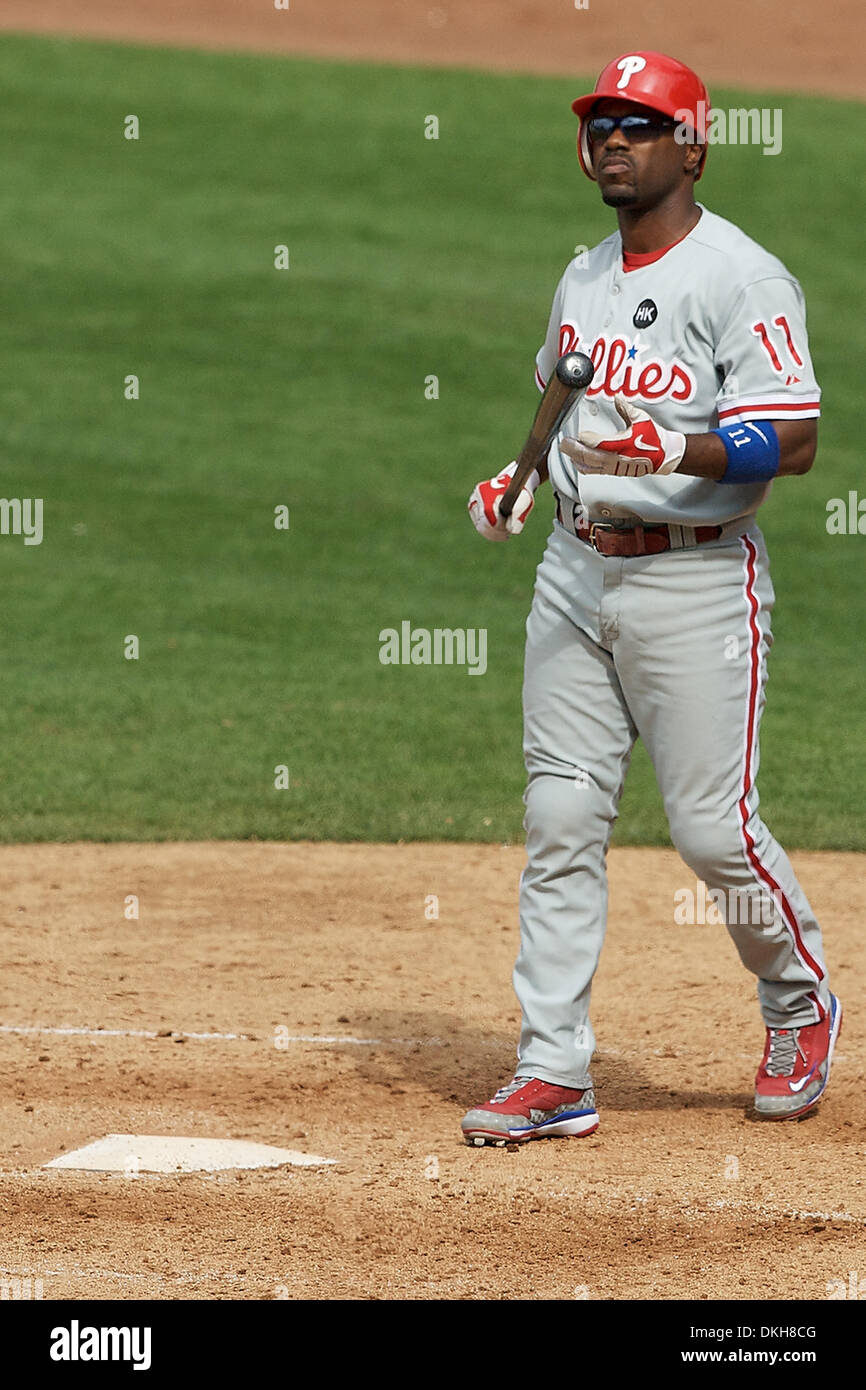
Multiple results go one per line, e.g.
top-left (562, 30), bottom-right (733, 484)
top-left (0, 33), bottom-right (862, 846)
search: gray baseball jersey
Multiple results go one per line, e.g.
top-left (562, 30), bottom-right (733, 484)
top-left (535, 205), bottom-right (821, 525)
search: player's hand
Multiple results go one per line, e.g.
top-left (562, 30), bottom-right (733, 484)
top-left (468, 461), bottom-right (540, 542)
top-left (560, 394), bottom-right (687, 478)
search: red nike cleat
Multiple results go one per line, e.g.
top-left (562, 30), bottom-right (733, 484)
top-left (754, 994), bottom-right (842, 1120)
top-left (460, 1075), bottom-right (599, 1146)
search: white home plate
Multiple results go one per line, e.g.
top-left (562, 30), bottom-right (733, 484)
top-left (44, 1135), bottom-right (335, 1174)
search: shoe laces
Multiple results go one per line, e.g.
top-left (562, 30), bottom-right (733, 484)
top-left (490, 1075), bottom-right (533, 1103)
top-left (765, 1028), bottom-right (806, 1077)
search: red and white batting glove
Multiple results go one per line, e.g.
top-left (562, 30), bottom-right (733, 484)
top-left (560, 394), bottom-right (686, 478)
top-left (468, 461), bottom-right (540, 542)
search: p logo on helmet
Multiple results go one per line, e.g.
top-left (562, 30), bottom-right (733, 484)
top-left (616, 55), bottom-right (647, 89)
top-left (571, 51), bottom-right (711, 182)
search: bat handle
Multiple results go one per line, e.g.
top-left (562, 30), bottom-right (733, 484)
top-left (498, 465), bottom-right (537, 521)
top-left (496, 352), bottom-right (595, 522)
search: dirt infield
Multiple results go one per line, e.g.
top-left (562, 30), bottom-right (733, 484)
top-left (1, 841), bottom-right (863, 1300)
top-left (0, 0), bottom-right (862, 98)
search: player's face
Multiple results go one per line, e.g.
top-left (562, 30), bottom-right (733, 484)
top-left (589, 99), bottom-right (699, 209)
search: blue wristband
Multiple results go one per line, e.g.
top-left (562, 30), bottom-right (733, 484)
top-left (712, 420), bottom-right (780, 484)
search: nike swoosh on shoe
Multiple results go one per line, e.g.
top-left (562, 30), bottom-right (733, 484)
top-left (788, 1067), bottom-right (818, 1094)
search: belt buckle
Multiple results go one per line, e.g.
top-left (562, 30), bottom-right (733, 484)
top-left (588, 521), bottom-right (615, 552)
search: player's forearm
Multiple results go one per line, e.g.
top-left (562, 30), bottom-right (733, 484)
top-left (677, 420), bottom-right (818, 480)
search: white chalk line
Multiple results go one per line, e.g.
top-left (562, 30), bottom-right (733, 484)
top-left (0, 1264), bottom-right (253, 1286)
top-left (0, 1024), bottom-right (255, 1042)
top-left (0, 1024), bottom-right (446, 1046)
top-left (674, 1200), bottom-right (864, 1225)
top-left (0, 1026), bottom-right (851, 1066)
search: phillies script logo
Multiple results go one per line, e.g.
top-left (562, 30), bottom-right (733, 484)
top-left (558, 322), bottom-right (695, 402)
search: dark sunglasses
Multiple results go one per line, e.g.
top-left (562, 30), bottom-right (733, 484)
top-left (587, 114), bottom-right (676, 141)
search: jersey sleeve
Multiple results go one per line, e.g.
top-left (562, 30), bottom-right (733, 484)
top-left (534, 273), bottom-right (566, 393)
top-left (713, 275), bottom-right (821, 425)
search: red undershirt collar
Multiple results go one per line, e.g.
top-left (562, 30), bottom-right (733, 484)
top-left (622, 226), bottom-right (692, 272)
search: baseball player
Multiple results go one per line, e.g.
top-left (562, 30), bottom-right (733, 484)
top-left (463, 52), bottom-right (840, 1145)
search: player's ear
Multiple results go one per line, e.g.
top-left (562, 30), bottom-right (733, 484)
top-left (683, 142), bottom-right (703, 177)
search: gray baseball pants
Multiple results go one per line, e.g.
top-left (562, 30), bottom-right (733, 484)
top-left (514, 518), bottom-right (831, 1088)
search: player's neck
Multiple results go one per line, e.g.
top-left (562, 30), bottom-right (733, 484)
top-left (616, 198), bottom-right (701, 255)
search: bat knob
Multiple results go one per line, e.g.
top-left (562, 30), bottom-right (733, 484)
top-left (555, 351), bottom-right (595, 390)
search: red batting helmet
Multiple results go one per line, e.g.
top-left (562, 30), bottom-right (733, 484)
top-left (572, 52), bottom-right (711, 181)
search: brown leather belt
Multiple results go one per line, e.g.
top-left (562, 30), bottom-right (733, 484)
top-left (575, 520), bottom-right (723, 557)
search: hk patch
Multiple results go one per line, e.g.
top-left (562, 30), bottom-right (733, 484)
top-left (633, 299), bottom-right (658, 328)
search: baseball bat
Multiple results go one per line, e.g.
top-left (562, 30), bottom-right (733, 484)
top-left (498, 351), bottom-right (595, 519)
